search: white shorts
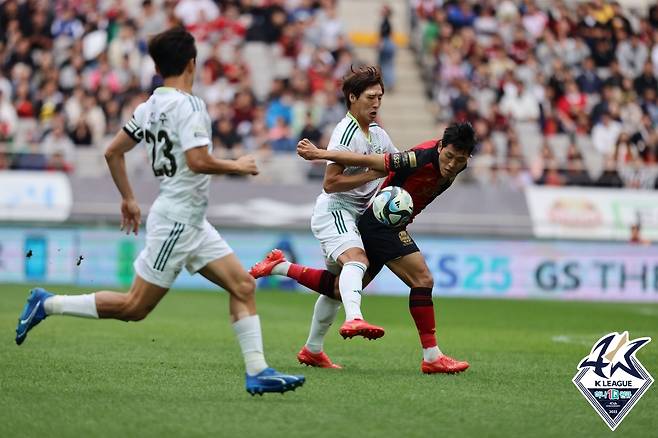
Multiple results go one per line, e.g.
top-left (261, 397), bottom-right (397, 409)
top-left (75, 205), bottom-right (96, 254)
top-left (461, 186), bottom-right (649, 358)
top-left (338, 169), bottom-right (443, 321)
top-left (311, 207), bottom-right (363, 263)
top-left (134, 213), bottom-right (233, 288)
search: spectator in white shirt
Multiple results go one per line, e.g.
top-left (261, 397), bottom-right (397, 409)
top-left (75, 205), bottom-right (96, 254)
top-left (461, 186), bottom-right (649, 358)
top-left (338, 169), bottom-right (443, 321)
top-left (0, 89), bottom-right (18, 142)
top-left (522, 2), bottom-right (548, 41)
top-left (499, 80), bottom-right (540, 122)
top-left (174, 0), bottom-right (220, 26)
top-left (616, 33), bottom-right (648, 79)
top-left (41, 116), bottom-right (75, 163)
top-left (591, 112), bottom-right (622, 158)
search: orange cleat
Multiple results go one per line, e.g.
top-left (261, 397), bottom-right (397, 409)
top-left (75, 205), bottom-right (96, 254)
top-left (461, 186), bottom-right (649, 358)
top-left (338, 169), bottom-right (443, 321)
top-left (339, 319), bottom-right (385, 340)
top-left (249, 249), bottom-right (287, 278)
top-left (297, 346), bottom-right (342, 369)
top-left (421, 355), bottom-right (470, 374)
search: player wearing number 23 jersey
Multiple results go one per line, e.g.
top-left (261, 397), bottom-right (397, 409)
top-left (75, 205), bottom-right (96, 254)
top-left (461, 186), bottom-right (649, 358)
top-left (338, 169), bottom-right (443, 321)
top-left (14, 28), bottom-right (304, 396)
top-left (123, 88), bottom-right (212, 227)
top-left (121, 88), bottom-right (231, 288)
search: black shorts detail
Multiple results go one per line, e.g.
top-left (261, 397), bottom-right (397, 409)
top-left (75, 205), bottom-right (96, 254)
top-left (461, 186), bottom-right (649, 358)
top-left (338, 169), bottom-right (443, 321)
top-left (358, 208), bottom-right (419, 274)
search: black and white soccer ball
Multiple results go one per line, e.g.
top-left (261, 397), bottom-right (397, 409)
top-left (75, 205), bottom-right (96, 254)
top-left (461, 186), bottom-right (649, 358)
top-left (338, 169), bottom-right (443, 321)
top-left (372, 186), bottom-right (414, 227)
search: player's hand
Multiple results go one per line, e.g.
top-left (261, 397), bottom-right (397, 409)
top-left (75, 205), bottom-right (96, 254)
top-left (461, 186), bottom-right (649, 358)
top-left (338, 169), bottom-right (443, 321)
top-left (297, 138), bottom-right (323, 161)
top-left (120, 198), bottom-right (141, 235)
top-left (236, 155), bottom-right (259, 175)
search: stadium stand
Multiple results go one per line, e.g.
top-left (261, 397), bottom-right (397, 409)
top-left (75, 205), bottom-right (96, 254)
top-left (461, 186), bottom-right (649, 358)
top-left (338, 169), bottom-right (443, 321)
top-left (0, 0), bottom-right (356, 183)
top-left (409, 0), bottom-right (658, 189)
top-left (0, 0), bottom-right (656, 190)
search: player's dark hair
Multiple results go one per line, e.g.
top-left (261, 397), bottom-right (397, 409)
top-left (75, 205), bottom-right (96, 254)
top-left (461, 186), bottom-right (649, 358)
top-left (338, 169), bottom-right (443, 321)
top-left (148, 27), bottom-right (197, 78)
top-left (342, 65), bottom-right (384, 109)
top-left (441, 122), bottom-right (477, 154)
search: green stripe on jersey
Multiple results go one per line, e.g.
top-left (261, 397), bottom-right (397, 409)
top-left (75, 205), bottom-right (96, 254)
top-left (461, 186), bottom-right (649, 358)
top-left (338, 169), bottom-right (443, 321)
top-left (343, 124), bottom-right (359, 147)
top-left (340, 124), bottom-right (359, 146)
top-left (340, 121), bottom-right (358, 145)
top-left (188, 97), bottom-right (198, 112)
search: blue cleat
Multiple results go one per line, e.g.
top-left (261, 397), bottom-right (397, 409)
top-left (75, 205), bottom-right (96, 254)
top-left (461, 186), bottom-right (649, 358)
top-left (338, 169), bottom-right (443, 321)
top-left (245, 368), bottom-right (305, 396)
top-left (15, 288), bottom-right (53, 345)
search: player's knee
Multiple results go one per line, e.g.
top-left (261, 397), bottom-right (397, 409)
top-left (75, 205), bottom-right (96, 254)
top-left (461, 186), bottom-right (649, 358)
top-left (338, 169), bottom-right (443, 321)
top-left (232, 276), bottom-right (256, 301)
top-left (412, 271), bottom-right (434, 289)
top-left (340, 249), bottom-right (369, 269)
top-left (128, 309), bottom-right (150, 321)
top-left (121, 298), bottom-right (153, 322)
top-left (121, 306), bottom-right (147, 321)
top-left (351, 254), bottom-right (369, 268)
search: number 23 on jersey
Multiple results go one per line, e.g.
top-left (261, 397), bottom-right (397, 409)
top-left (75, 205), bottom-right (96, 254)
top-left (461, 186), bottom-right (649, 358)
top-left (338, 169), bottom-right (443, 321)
top-left (145, 129), bottom-right (177, 177)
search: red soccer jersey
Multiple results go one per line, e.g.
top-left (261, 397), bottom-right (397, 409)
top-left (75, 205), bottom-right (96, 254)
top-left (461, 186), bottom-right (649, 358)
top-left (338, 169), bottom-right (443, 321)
top-left (380, 139), bottom-right (464, 224)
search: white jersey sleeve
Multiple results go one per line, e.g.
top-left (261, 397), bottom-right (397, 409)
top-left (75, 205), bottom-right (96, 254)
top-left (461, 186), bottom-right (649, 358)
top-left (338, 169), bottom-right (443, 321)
top-left (122, 102), bottom-right (148, 143)
top-left (178, 96), bottom-right (211, 150)
top-left (375, 126), bottom-right (399, 154)
top-left (326, 117), bottom-right (360, 157)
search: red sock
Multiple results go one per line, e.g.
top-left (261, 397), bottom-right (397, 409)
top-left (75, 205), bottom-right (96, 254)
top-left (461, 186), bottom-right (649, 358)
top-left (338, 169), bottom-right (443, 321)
top-left (409, 287), bottom-right (437, 348)
top-left (287, 264), bottom-right (337, 298)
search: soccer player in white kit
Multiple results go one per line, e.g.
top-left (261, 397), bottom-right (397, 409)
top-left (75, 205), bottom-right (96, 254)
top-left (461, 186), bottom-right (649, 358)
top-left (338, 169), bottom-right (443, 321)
top-left (15, 27), bottom-right (304, 396)
top-left (251, 66), bottom-right (397, 368)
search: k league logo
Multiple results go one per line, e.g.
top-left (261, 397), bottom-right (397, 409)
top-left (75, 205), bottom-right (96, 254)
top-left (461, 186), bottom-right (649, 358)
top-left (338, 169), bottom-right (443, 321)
top-left (572, 332), bottom-right (653, 431)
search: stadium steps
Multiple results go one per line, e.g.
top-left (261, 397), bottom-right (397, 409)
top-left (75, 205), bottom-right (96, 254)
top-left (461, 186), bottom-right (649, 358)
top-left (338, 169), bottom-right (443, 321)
top-left (340, 0), bottom-right (438, 150)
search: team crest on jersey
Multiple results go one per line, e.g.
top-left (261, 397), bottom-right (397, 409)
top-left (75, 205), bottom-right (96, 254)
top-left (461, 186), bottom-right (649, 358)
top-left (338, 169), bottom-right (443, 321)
top-left (398, 231), bottom-right (412, 245)
top-left (572, 331), bottom-right (653, 431)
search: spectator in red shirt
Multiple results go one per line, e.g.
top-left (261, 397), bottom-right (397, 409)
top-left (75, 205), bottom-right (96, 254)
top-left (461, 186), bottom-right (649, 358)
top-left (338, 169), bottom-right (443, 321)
top-left (557, 80), bottom-right (587, 131)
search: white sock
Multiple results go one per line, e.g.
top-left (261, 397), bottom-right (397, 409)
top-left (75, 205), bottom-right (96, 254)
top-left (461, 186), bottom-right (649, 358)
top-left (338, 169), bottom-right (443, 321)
top-left (232, 315), bottom-right (268, 376)
top-left (305, 295), bottom-right (341, 353)
top-left (271, 261), bottom-right (291, 276)
top-left (43, 294), bottom-right (99, 318)
top-left (423, 346), bottom-right (443, 362)
top-left (339, 261), bottom-right (366, 321)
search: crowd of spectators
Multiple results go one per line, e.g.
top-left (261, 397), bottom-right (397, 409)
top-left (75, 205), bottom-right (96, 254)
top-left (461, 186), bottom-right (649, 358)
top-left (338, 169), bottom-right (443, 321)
top-left (2, 0), bottom-right (657, 191)
top-left (0, 0), bottom-right (352, 176)
top-left (411, 0), bottom-right (658, 189)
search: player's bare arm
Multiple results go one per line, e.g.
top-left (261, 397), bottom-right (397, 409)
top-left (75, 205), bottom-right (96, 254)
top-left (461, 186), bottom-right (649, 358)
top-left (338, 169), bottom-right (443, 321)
top-left (298, 138), bottom-right (434, 173)
top-left (298, 138), bottom-right (386, 170)
top-left (185, 146), bottom-right (259, 176)
top-left (104, 129), bottom-right (141, 235)
top-left (322, 163), bottom-right (386, 193)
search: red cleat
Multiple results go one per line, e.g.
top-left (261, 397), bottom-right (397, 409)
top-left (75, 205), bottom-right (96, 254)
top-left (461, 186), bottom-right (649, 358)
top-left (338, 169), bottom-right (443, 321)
top-left (297, 346), bottom-right (342, 369)
top-left (249, 249), bottom-right (287, 278)
top-left (421, 355), bottom-right (470, 374)
top-left (339, 319), bottom-right (385, 340)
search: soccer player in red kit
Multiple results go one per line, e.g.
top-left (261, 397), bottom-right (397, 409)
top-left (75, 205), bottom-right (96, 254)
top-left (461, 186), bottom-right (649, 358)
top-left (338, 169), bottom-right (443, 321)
top-left (250, 122), bottom-right (476, 374)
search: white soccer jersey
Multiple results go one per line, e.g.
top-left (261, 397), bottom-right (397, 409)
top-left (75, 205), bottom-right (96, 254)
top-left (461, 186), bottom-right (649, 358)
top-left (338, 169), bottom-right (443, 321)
top-left (123, 87), bottom-right (212, 226)
top-left (315, 113), bottom-right (398, 215)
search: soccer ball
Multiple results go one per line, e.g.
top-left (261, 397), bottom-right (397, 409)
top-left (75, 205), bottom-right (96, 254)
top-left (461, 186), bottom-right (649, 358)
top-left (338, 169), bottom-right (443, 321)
top-left (372, 186), bottom-right (414, 227)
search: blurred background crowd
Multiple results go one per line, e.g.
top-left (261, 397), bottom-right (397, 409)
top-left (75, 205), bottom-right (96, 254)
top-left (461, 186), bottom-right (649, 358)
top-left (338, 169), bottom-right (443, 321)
top-left (0, 0), bottom-right (657, 190)
top-left (0, 0), bottom-right (352, 178)
top-left (410, 0), bottom-right (658, 189)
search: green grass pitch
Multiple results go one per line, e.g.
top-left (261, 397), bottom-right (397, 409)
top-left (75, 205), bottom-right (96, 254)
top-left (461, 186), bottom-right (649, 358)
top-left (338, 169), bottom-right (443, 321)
top-left (1, 284), bottom-right (657, 437)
